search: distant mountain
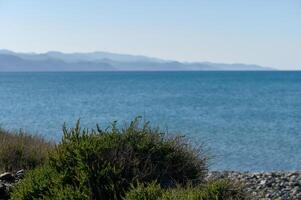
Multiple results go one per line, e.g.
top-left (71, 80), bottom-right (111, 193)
top-left (0, 54), bottom-right (113, 72)
top-left (0, 50), bottom-right (273, 71)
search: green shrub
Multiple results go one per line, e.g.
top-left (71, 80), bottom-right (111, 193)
top-left (163, 180), bottom-right (248, 200)
top-left (11, 165), bottom-right (91, 200)
top-left (124, 182), bottom-right (162, 200)
top-left (124, 180), bottom-right (248, 200)
top-left (12, 118), bottom-right (208, 199)
top-left (0, 128), bottom-right (54, 172)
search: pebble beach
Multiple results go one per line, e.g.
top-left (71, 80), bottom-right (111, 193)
top-left (207, 171), bottom-right (301, 200)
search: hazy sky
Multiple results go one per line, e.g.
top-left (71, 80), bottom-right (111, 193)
top-left (0, 0), bottom-right (300, 69)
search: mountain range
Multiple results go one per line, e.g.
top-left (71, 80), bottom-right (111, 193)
top-left (0, 49), bottom-right (273, 71)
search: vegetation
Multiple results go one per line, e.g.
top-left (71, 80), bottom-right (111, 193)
top-left (125, 180), bottom-right (247, 200)
top-left (0, 128), bottom-right (54, 172)
top-left (4, 118), bottom-right (247, 199)
top-left (10, 165), bottom-right (89, 200)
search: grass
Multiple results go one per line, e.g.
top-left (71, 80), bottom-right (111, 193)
top-left (125, 180), bottom-right (248, 200)
top-left (0, 128), bottom-right (54, 172)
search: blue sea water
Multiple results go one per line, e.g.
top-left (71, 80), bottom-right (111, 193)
top-left (0, 71), bottom-right (301, 171)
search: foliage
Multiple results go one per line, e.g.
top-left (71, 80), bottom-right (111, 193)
top-left (12, 118), bottom-right (208, 199)
top-left (124, 182), bottom-right (162, 200)
top-left (0, 128), bottom-right (54, 172)
top-left (124, 180), bottom-right (248, 200)
top-left (11, 165), bottom-right (90, 200)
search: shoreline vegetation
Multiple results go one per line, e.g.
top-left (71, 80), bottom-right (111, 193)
top-left (0, 118), bottom-right (300, 199)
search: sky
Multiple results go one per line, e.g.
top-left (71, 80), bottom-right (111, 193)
top-left (0, 0), bottom-right (300, 70)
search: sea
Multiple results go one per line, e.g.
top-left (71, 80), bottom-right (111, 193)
top-left (0, 71), bottom-right (300, 171)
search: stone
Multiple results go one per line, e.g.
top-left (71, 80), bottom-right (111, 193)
top-left (0, 182), bottom-right (9, 199)
top-left (292, 186), bottom-right (301, 195)
top-left (16, 169), bottom-right (25, 179)
top-left (259, 179), bottom-right (266, 185)
top-left (0, 172), bottom-right (15, 182)
top-left (294, 193), bottom-right (301, 200)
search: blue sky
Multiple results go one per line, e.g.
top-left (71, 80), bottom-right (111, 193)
top-left (0, 0), bottom-right (300, 69)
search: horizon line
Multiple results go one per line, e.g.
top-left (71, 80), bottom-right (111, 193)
top-left (0, 48), bottom-right (277, 70)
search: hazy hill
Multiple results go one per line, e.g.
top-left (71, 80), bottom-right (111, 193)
top-left (0, 54), bottom-right (113, 72)
top-left (0, 50), bottom-right (273, 71)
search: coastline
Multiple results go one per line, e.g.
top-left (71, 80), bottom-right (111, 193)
top-left (1, 170), bottom-right (300, 199)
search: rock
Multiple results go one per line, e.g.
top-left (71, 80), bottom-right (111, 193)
top-left (294, 193), bottom-right (301, 200)
top-left (259, 179), bottom-right (266, 185)
top-left (292, 186), bottom-right (301, 195)
top-left (0, 172), bottom-right (15, 183)
top-left (15, 169), bottom-right (25, 179)
top-left (0, 182), bottom-right (9, 199)
top-left (0, 171), bottom-right (27, 199)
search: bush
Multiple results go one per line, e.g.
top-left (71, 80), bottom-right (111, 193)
top-left (12, 118), bottom-right (208, 199)
top-left (11, 165), bottom-right (90, 200)
top-left (124, 182), bottom-right (162, 200)
top-left (125, 180), bottom-right (248, 200)
top-left (0, 128), bottom-right (54, 172)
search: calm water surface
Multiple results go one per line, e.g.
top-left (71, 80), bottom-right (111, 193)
top-left (0, 71), bottom-right (301, 171)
